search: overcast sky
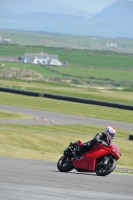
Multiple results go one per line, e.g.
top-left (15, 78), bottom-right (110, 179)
top-left (56, 0), bottom-right (117, 13)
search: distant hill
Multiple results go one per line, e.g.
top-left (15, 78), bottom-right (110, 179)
top-left (0, 0), bottom-right (133, 38)
top-left (0, 0), bottom-right (93, 18)
top-left (92, 0), bottom-right (133, 38)
top-left (94, 0), bottom-right (133, 22)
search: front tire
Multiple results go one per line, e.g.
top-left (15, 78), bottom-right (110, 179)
top-left (96, 158), bottom-right (116, 176)
top-left (57, 155), bottom-right (74, 172)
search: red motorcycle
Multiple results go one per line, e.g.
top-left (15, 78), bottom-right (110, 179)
top-left (57, 140), bottom-right (121, 176)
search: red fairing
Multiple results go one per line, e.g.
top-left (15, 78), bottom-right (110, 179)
top-left (72, 142), bottom-right (121, 172)
top-left (110, 142), bottom-right (121, 160)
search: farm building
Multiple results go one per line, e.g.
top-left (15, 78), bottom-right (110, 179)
top-left (0, 36), bottom-right (11, 44)
top-left (19, 52), bottom-right (62, 66)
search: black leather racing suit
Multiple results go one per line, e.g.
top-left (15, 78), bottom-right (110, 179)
top-left (78, 132), bottom-right (108, 154)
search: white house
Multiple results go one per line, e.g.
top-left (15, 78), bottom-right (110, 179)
top-left (19, 52), bottom-right (62, 66)
top-left (106, 43), bottom-right (117, 48)
top-left (49, 60), bottom-right (62, 66)
top-left (0, 37), bottom-right (11, 44)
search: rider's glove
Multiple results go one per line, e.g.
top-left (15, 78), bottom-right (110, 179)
top-left (98, 140), bottom-right (103, 144)
top-left (98, 140), bottom-right (109, 146)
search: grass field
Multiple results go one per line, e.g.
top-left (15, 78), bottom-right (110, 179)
top-left (0, 123), bottom-right (132, 168)
top-left (0, 91), bottom-right (133, 123)
top-left (0, 29), bottom-right (133, 53)
top-left (0, 43), bottom-right (133, 88)
top-left (0, 110), bottom-right (32, 119)
top-left (1, 79), bottom-right (133, 105)
top-left (0, 92), bottom-right (133, 169)
top-left (1, 44), bottom-right (133, 69)
top-left (1, 61), bottom-right (133, 81)
top-left (51, 66), bottom-right (133, 81)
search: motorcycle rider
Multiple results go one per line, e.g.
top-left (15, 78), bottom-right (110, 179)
top-left (71, 126), bottom-right (116, 157)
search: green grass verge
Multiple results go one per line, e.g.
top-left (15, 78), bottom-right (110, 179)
top-left (114, 169), bottom-right (133, 174)
top-left (1, 79), bottom-right (133, 105)
top-left (0, 124), bottom-right (132, 168)
top-left (0, 91), bottom-right (133, 123)
top-left (0, 110), bottom-right (33, 119)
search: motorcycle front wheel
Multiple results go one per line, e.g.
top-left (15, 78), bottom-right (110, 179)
top-left (96, 158), bottom-right (116, 176)
top-left (57, 155), bottom-right (74, 172)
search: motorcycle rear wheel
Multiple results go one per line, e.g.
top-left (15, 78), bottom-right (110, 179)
top-left (57, 155), bottom-right (74, 172)
top-left (96, 158), bottom-right (116, 176)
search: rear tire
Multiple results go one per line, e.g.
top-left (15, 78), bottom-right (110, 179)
top-left (96, 158), bottom-right (116, 176)
top-left (57, 155), bottom-right (74, 172)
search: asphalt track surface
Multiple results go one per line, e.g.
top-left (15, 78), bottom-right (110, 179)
top-left (0, 105), bottom-right (133, 131)
top-left (0, 157), bottom-right (133, 200)
top-left (0, 104), bottom-right (133, 199)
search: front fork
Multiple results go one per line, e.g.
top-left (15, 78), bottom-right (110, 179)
top-left (103, 156), bottom-right (111, 165)
top-left (97, 155), bottom-right (113, 168)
